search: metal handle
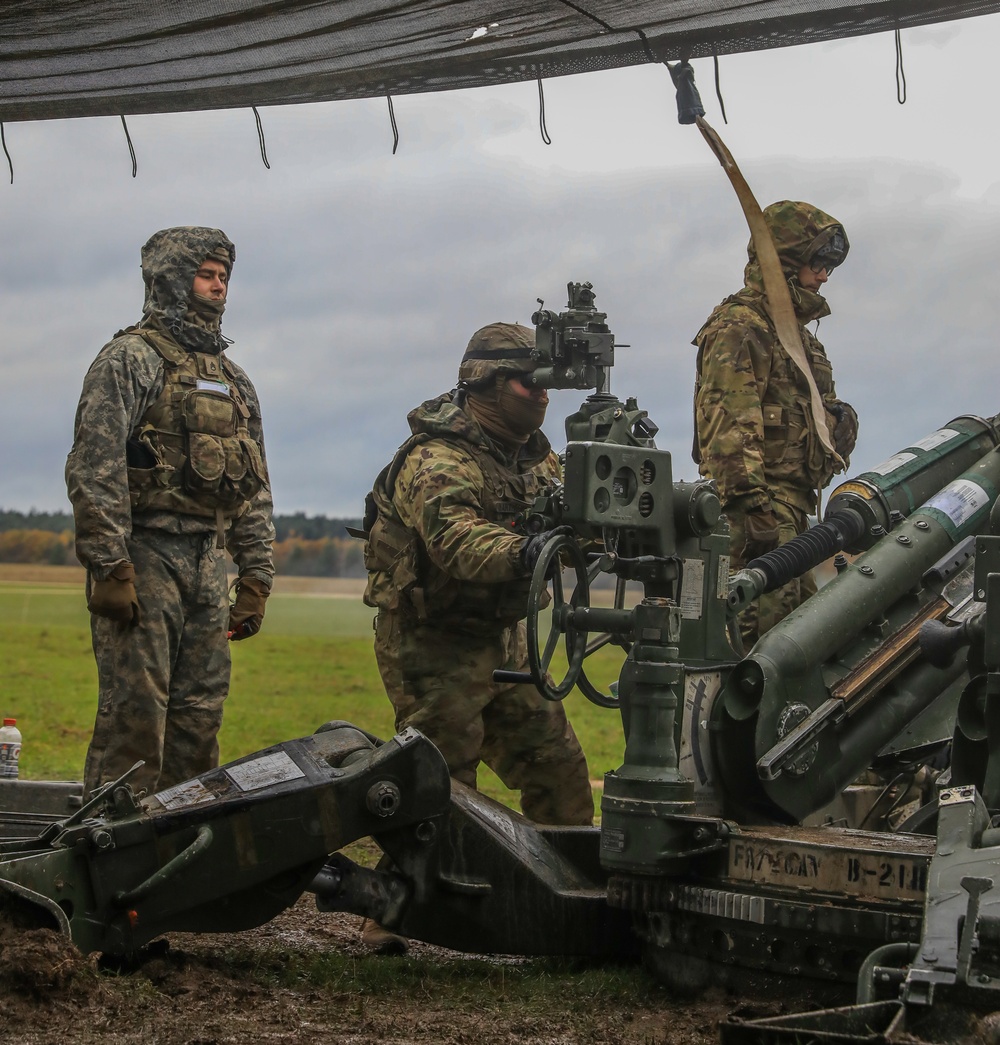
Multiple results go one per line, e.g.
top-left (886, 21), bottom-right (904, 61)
top-left (492, 670), bottom-right (534, 685)
top-left (114, 824), bottom-right (214, 907)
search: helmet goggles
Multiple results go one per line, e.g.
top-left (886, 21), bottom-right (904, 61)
top-left (807, 228), bottom-right (849, 274)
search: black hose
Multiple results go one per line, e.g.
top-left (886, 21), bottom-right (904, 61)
top-left (747, 509), bottom-right (866, 593)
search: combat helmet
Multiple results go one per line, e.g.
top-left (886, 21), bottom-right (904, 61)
top-left (458, 322), bottom-right (537, 389)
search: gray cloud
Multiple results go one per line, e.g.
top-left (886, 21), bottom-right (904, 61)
top-left (2, 64), bottom-right (999, 520)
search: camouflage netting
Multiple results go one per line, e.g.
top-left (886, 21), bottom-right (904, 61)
top-left (2, 0), bottom-right (1000, 123)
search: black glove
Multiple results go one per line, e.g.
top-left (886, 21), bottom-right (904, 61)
top-left (88, 562), bottom-right (140, 626)
top-left (519, 526), bottom-right (574, 574)
top-left (228, 575), bottom-right (270, 640)
top-left (829, 401), bottom-right (859, 464)
top-left (742, 507), bottom-right (781, 563)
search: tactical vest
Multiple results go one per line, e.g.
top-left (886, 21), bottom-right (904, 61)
top-left (363, 431), bottom-right (552, 631)
top-left (125, 328), bottom-right (267, 520)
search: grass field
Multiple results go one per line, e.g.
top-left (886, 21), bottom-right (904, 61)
top-left (0, 566), bottom-right (627, 814)
top-left (0, 568), bottom-right (735, 1043)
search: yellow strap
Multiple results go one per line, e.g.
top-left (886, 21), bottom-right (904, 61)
top-left (695, 116), bottom-right (843, 474)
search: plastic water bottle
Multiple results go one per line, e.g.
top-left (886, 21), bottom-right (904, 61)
top-left (0, 718), bottom-right (22, 779)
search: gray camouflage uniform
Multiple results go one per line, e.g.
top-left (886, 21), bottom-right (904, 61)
top-left (66, 227), bottom-right (275, 797)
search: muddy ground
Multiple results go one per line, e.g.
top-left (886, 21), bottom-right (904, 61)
top-left (0, 564), bottom-right (846, 1043)
top-left (0, 893), bottom-right (854, 1045)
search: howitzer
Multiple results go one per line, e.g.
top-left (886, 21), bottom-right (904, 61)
top-left (7, 282), bottom-right (1000, 1045)
top-left (480, 285), bottom-right (1000, 1022)
top-left (502, 289), bottom-right (1000, 853)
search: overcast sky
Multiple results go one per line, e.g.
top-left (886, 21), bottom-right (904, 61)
top-left (2, 13), bottom-right (999, 520)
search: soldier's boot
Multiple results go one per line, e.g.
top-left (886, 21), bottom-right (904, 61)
top-left (361, 918), bottom-right (409, 956)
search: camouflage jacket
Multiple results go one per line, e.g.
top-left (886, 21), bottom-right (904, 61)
top-left (363, 391), bottom-right (560, 631)
top-left (65, 228), bottom-right (274, 584)
top-left (692, 203), bottom-right (853, 515)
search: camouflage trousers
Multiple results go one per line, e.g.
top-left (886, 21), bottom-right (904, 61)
top-left (726, 495), bottom-right (817, 653)
top-left (84, 527), bottom-right (231, 798)
top-left (373, 610), bottom-right (594, 826)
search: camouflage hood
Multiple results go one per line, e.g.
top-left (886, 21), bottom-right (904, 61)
top-left (744, 201), bottom-right (848, 323)
top-left (140, 226), bottom-right (235, 353)
top-left (407, 391), bottom-right (552, 466)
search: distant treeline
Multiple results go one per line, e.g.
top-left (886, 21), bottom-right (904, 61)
top-left (272, 512), bottom-right (362, 542)
top-left (0, 509), bottom-right (366, 578)
top-left (0, 509), bottom-right (74, 533)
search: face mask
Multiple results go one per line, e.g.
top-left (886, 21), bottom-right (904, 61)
top-left (497, 379), bottom-right (547, 437)
top-left (466, 375), bottom-right (547, 446)
top-left (184, 292), bottom-right (226, 333)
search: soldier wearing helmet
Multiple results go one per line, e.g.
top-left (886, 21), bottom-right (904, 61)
top-left (692, 201), bottom-right (859, 649)
top-left (359, 321), bottom-right (593, 953)
top-left (66, 227), bottom-right (275, 799)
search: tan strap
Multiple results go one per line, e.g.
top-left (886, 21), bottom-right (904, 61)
top-left (695, 116), bottom-right (842, 472)
top-left (215, 507), bottom-right (226, 549)
top-left (134, 326), bottom-right (187, 367)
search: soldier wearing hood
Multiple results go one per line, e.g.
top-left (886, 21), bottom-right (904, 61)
top-left (693, 201), bottom-right (859, 649)
top-left (359, 322), bottom-right (594, 954)
top-left (66, 227), bottom-right (275, 798)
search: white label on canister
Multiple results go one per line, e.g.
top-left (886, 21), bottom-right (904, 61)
top-left (923, 478), bottom-right (990, 530)
top-left (226, 750), bottom-right (305, 792)
top-left (867, 451), bottom-right (916, 476)
top-left (911, 428), bottom-right (958, 452)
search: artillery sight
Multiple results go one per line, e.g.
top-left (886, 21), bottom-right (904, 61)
top-left (521, 282), bottom-right (679, 553)
top-left (527, 281), bottom-right (616, 393)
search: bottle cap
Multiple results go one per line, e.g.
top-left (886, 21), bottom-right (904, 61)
top-left (2, 718), bottom-right (15, 726)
